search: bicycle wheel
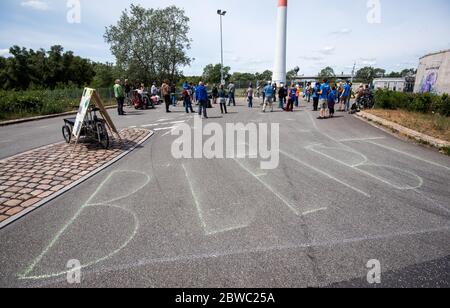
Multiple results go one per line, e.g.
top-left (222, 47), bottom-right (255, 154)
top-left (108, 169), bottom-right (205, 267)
top-left (97, 123), bottom-right (110, 149)
top-left (62, 125), bottom-right (72, 143)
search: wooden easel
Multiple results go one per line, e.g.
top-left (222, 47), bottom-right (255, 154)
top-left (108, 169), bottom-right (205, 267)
top-left (70, 88), bottom-right (122, 155)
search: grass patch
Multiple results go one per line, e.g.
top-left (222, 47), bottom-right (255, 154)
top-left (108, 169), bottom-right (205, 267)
top-left (367, 109), bottom-right (450, 142)
top-left (441, 146), bottom-right (450, 156)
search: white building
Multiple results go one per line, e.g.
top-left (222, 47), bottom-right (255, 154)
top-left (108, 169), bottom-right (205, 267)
top-left (414, 49), bottom-right (450, 94)
top-left (373, 78), bottom-right (407, 92)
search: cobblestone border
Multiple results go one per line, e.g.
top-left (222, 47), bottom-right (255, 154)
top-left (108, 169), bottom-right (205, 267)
top-left (0, 128), bottom-right (153, 229)
top-left (355, 111), bottom-right (450, 150)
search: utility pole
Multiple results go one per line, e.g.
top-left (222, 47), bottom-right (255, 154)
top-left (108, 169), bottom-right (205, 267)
top-left (217, 10), bottom-right (227, 85)
top-left (351, 62), bottom-right (356, 83)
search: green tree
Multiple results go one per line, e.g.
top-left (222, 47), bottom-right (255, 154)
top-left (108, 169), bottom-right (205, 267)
top-left (386, 71), bottom-right (402, 78)
top-left (0, 45), bottom-right (95, 90)
top-left (255, 70), bottom-right (273, 82)
top-left (318, 66), bottom-right (336, 81)
top-left (104, 4), bottom-right (192, 85)
top-left (231, 72), bottom-right (256, 86)
top-left (202, 64), bottom-right (231, 84)
top-left (355, 67), bottom-right (386, 83)
top-left (286, 69), bottom-right (299, 81)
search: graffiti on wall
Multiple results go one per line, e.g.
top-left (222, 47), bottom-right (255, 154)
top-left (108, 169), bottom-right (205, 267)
top-left (420, 69), bottom-right (439, 93)
top-left (420, 61), bottom-right (442, 93)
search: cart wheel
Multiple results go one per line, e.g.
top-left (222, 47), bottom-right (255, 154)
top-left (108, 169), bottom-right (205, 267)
top-left (97, 123), bottom-right (110, 149)
top-left (62, 125), bottom-right (72, 143)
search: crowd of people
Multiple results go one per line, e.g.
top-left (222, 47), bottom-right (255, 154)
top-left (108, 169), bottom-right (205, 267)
top-left (113, 78), bottom-right (368, 120)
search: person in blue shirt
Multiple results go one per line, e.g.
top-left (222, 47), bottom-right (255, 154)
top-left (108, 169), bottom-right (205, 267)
top-left (318, 79), bottom-right (330, 119)
top-left (285, 83), bottom-right (297, 112)
top-left (343, 81), bottom-right (352, 112)
top-left (262, 82), bottom-right (274, 112)
top-left (339, 80), bottom-right (351, 112)
top-left (196, 82), bottom-right (209, 119)
top-left (328, 86), bottom-right (337, 118)
top-left (312, 82), bottom-right (321, 111)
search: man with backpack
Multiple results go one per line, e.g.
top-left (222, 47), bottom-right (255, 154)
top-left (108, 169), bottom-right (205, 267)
top-left (182, 85), bottom-right (194, 114)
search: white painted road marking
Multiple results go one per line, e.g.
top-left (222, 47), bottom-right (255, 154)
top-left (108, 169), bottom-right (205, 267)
top-left (280, 149), bottom-right (371, 198)
top-left (367, 141), bottom-right (450, 171)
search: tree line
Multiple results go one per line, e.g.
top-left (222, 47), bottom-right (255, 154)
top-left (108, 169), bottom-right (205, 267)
top-left (0, 45), bottom-right (96, 90)
top-left (317, 66), bottom-right (417, 84)
top-left (0, 4), bottom-right (193, 91)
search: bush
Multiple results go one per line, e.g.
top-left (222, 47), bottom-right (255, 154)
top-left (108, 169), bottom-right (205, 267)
top-left (374, 89), bottom-right (449, 116)
top-left (436, 94), bottom-right (450, 117)
top-left (409, 93), bottom-right (434, 113)
top-left (0, 88), bottom-right (115, 121)
top-left (374, 90), bottom-right (412, 110)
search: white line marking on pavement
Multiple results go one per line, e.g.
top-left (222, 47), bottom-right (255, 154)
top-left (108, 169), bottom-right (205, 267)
top-left (37, 225), bottom-right (450, 285)
top-left (255, 173), bottom-right (267, 177)
top-left (307, 146), bottom-right (424, 190)
top-left (162, 124), bottom-right (184, 137)
top-left (302, 208), bottom-right (328, 216)
top-left (182, 163), bottom-right (247, 236)
top-left (280, 150), bottom-right (371, 198)
top-left (367, 141), bottom-right (450, 171)
top-left (154, 126), bottom-right (178, 132)
top-left (338, 137), bottom-right (386, 142)
top-left (413, 189), bottom-right (450, 214)
top-left (182, 164), bottom-right (208, 233)
top-left (142, 120), bottom-right (185, 128)
top-left (233, 158), bottom-right (301, 216)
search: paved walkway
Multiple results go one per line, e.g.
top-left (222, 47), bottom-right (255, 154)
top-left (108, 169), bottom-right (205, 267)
top-left (0, 128), bottom-right (152, 228)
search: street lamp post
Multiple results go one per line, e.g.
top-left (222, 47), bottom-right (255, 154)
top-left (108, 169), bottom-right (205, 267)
top-left (217, 9), bottom-right (227, 85)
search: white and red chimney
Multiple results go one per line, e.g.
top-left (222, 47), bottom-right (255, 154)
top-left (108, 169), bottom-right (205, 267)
top-left (273, 0), bottom-right (288, 85)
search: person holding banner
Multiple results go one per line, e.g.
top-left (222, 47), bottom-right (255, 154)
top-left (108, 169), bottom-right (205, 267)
top-left (114, 79), bottom-right (125, 116)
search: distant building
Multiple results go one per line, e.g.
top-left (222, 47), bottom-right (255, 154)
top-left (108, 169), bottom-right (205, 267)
top-left (414, 49), bottom-right (450, 94)
top-left (373, 78), bottom-right (407, 92)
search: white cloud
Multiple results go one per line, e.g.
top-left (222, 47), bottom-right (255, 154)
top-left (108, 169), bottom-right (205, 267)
top-left (21, 1), bottom-right (49, 11)
top-left (360, 58), bottom-right (378, 66)
top-left (0, 49), bottom-right (10, 57)
top-left (298, 56), bottom-right (325, 61)
top-left (331, 28), bottom-right (352, 35)
top-left (319, 46), bottom-right (336, 55)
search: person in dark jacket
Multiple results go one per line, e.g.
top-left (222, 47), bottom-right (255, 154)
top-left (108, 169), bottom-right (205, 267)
top-left (278, 84), bottom-right (286, 109)
top-left (218, 84), bottom-right (228, 114)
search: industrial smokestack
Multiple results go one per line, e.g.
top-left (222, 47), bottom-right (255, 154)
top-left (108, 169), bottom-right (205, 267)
top-left (273, 0), bottom-right (288, 85)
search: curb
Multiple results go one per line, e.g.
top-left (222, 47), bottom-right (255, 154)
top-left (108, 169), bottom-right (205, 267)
top-left (355, 111), bottom-right (450, 149)
top-left (0, 105), bottom-right (117, 127)
top-left (0, 129), bottom-right (154, 230)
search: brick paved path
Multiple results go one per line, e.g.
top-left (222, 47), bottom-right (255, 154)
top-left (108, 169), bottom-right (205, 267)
top-left (0, 128), bottom-right (152, 227)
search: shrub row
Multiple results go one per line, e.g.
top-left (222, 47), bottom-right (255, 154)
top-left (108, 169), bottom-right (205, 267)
top-left (374, 90), bottom-right (450, 116)
top-left (0, 89), bottom-right (115, 120)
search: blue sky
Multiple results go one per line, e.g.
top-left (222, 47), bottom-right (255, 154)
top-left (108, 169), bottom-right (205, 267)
top-left (1, 0), bottom-right (449, 76)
